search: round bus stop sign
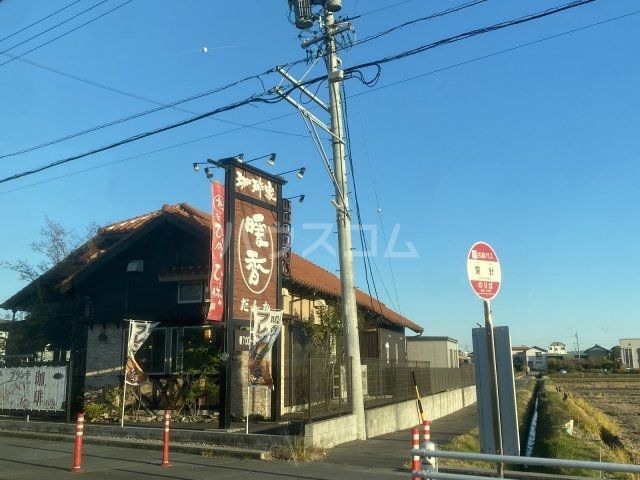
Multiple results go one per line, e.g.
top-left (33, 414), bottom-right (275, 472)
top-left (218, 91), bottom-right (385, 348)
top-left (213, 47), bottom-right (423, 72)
top-left (467, 242), bottom-right (501, 301)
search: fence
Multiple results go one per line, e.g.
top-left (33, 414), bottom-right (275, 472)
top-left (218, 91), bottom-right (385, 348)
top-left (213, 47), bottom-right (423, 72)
top-left (362, 358), bottom-right (475, 409)
top-left (283, 354), bottom-right (475, 421)
top-left (283, 354), bottom-right (353, 422)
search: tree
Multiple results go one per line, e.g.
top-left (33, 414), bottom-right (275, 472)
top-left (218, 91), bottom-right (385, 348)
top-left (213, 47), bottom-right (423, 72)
top-left (1, 217), bottom-right (98, 356)
top-left (1, 216), bottom-right (98, 282)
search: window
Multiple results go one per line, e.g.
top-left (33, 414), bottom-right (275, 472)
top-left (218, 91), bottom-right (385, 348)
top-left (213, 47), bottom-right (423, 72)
top-left (136, 329), bottom-right (167, 375)
top-left (178, 282), bottom-right (203, 303)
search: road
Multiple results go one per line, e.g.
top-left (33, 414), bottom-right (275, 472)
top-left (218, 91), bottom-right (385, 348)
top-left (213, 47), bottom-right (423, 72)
top-left (0, 435), bottom-right (406, 480)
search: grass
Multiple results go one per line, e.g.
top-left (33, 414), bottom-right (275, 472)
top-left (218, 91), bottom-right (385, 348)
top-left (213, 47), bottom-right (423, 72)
top-left (534, 381), bottom-right (637, 479)
top-left (270, 437), bottom-right (328, 463)
top-left (438, 376), bottom-right (537, 471)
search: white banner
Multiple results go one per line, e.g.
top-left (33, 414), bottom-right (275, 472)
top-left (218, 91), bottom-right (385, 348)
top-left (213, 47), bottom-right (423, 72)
top-left (248, 309), bottom-right (283, 389)
top-left (127, 320), bottom-right (158, 357)
top-left (0, 366), bottom-right (67, 411)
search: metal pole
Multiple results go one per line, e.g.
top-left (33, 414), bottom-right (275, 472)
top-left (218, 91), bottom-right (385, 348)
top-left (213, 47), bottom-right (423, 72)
top-left (324, 8), bottom-right (366, 440)
top-left (483, 300), bottom-right (503, 477)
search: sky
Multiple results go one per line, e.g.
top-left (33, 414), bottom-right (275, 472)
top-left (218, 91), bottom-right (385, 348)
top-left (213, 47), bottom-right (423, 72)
top-left (0, 0), bottom-right (638, 352)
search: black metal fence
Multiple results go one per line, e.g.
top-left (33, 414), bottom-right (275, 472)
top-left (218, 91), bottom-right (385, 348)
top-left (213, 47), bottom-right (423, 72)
top-left (362, 358), bottom-right (475, 409)
top-left (283, 354), bottom-right (475, 421)
top-left (283, 354), bottom-right (353, 422)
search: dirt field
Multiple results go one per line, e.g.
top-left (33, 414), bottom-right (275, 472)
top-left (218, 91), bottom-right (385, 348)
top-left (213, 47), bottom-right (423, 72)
top-left (552, 375), bottom-right (640, 459)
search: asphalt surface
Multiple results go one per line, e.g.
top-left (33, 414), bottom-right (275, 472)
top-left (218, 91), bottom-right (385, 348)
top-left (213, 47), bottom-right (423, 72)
top-left (326, 404), bottom-right (478, 469)
top-left (0, 435), bottom-right (406, 480)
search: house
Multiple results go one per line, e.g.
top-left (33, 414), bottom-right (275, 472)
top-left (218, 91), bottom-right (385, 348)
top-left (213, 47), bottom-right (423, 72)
top-left (548, 341), bottom-right (567, 356)
top-left (619, 338), bottom-right (640, 369)
top-left (512, 345), bottom-right (548, 371)
top-left (1, 203), bottom-right (423, 419)
top-left (584, 344), bottom-right (611, 360)
top-left (407, 336), bottom-right (459, 368)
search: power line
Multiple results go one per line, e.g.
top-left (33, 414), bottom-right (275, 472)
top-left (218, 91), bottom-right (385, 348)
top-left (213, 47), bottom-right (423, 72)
top-left (351, 0), bottom-right (488, 48)
top-left (0, 0), bottom-right (84, 44)
top-left (0, 91), bottom-right (278, 185)
top-left (1, 2), bottom-right (630, 188)
top-left (0, 0), bottom-right (112, 58)
top-left (0, 0), bottom-right (488, 158)
top-left (0, 0), bottom-right (133, 70)
top-left (343, 0), bottom-right (598, 76)
top-left (0, 70), bottom-right (279, 159)
top-left (344, 0), bottom-right (417, 21)
top-left (347, 9), bottom-right (640, 98)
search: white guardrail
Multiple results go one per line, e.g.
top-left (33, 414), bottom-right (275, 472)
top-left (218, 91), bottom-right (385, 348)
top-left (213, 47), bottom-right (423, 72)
top-left (410, 429), bottom-right (640, 480)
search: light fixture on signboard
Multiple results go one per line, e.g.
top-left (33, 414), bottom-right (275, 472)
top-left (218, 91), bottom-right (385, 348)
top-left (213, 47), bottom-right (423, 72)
top-left (286, 194), bottom-right (305, 204)
top-left (277, 167), bottom-right (306, 179)
top-left (239, 153), bottom-right (277, 166)
top-left (192, 162), bottom-right (200, 172)
top-left (204, 167), bottom-right (214, 179)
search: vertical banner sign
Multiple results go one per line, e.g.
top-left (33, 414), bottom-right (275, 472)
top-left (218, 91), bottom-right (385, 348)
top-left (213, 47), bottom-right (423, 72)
top-left (249, 308), bottom-right (283, 389)
top-left (125, 320), bottom-right (158, 385)
top-left (231, 165), bottom-right (283, 320)
top-left (207, 181), bottom-right (225, 321)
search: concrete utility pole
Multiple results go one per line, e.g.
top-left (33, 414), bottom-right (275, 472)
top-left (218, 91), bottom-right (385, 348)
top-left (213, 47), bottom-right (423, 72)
top-left (323, 8), bottom-right (366, 441)
top-left (279, 0), bottom-right (366, 440)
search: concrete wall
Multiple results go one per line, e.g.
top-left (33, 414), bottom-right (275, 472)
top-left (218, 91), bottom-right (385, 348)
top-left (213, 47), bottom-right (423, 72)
top-left (304, 385), bottom-right (476, 448)
top-left (304, 414), bottom-right (359, 448)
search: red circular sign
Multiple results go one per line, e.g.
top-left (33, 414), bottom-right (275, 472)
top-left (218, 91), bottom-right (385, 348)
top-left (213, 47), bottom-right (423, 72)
top-left (467, 242), bottom-right (501, 301)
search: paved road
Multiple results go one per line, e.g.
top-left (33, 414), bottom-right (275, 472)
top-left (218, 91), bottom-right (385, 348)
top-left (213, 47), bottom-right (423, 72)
top-left (327, 404), bottom-right (478, 470)
top-left (0, 435), bottom-right (406, 480)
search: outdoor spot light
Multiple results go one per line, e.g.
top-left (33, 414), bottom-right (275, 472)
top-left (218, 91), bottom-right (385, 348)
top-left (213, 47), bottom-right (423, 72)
top-left (277, 167), bottom-right (306, 179)
top-left (192, 162), bottom-right (200, 172)
top-left (204, 167), bottom-right (214, 179)
top-left (286, 194), bottom-right (305, 204)
top-left (240, 153), bottom-right (277, 166)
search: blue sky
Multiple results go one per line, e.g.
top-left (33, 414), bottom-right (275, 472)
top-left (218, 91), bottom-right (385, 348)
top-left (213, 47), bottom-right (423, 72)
top-left (1, 0), bottom-right (638, 352)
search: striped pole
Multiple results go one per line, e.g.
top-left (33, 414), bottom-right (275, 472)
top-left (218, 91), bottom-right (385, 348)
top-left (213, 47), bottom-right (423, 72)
top-left (411, 426), bottom-right (421, 480)
top-left (422, 419), bottom-right (431, 447)
top-left (72, 412), bottom-right (84, 472)
top-left (161, 409), bottom-right (171, 467)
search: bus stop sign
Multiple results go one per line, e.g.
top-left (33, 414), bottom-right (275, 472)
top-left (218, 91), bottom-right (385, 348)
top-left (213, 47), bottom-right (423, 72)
top-left (467, 242), bottom-right (501, 301)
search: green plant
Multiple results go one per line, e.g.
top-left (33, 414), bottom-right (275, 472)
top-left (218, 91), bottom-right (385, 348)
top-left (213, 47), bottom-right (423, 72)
top-left (270, 437), bottom-right (327, 463)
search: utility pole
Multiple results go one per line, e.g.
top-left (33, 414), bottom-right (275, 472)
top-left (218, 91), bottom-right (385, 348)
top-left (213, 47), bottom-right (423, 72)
top-left (575, 332), bottom-right (580, 360)
top-left (324, 8), bottom-right (366, 441)
top-left (280, 0), bottom-right (366, 439)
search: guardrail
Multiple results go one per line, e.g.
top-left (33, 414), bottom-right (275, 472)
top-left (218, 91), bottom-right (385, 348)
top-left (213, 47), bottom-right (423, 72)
top-left (410, 446), bottom-right (640, 479)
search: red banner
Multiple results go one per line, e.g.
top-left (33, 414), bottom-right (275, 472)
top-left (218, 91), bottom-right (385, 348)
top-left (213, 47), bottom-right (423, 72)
top-left (207, 181), bottom-right (225, 321)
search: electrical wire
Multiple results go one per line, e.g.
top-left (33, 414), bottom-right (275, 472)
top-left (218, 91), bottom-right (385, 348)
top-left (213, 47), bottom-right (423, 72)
top-left (0, 0), bottom-right (84, 44)
top-left (351, 0), bottom-right (488, 49)
top-left (341, 82), bottom-right (391, 315)
top-left (342, 0), bottom-right (597, 76)
top-left (0, 1), bottom-right (629, 189)
top-left (343, 0), bottom-right (417, 21)
top-left (0, 92), bottom-right (278, 185)
top-left (0, 0), bottom-right (133, 70)
top-left (0, 0), bottom-right (112, 58)
top-left (0, 70), bottom-right (278, 159)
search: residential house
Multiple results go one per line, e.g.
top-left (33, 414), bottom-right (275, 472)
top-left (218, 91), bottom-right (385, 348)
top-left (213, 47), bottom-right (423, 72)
top-left (620, 338), bottom-right (640, 369)
top-left (584, 344), bottom-right (611, 360)
top-left (407, 336), bottom-right (459, 368)
top-left (548, 341), bottom-right (567, 356)
top-left (512, 345), bottom-right (548, 371)
top-left (1, 203), bottom-right (423, 418)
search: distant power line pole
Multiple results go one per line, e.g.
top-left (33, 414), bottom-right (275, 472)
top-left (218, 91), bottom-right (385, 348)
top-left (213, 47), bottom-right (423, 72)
top-left (281, 0), bottom-right (366, 440)
top-left (575, 332), bottom-right (580, 359)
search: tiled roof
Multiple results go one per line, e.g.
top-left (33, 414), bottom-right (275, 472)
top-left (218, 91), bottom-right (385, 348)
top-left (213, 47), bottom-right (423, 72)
top-left (2, 203), bottom-right (423, 333)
